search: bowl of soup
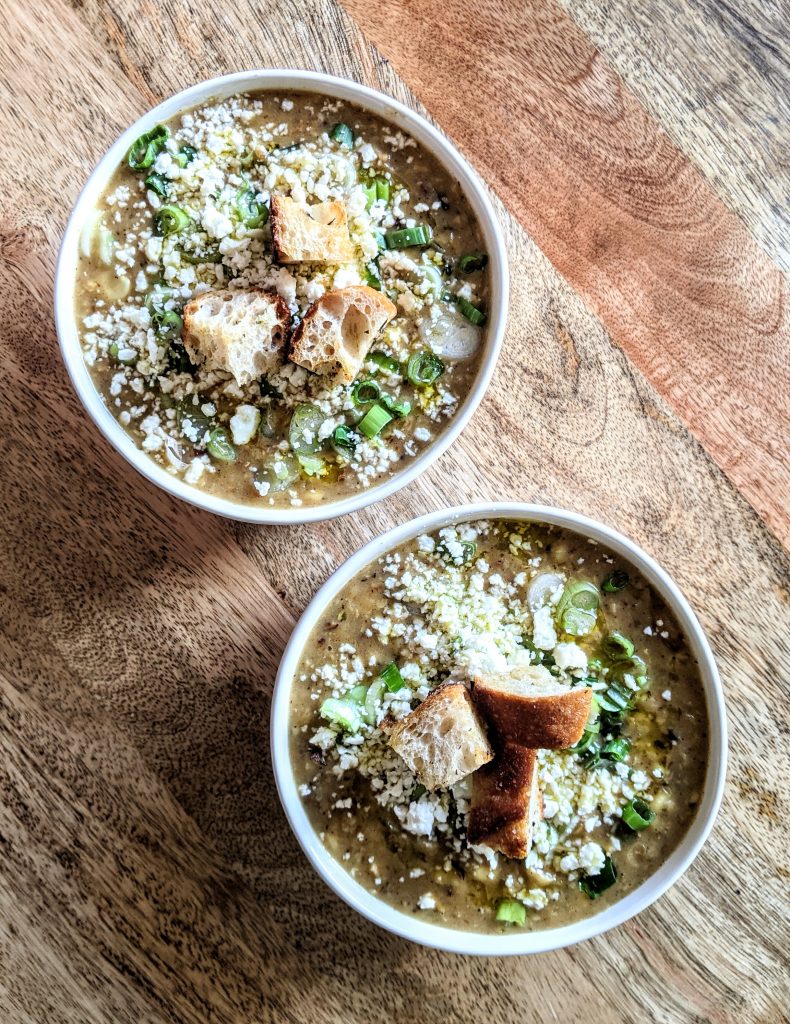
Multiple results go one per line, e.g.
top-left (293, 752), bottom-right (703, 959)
top-left (271, 503), bottom-right (727, 954)
top-left (55, 71), bottom-right (507, 523)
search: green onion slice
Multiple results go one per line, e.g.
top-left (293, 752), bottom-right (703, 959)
top-left (608, 655), bottom-right (648, 690)
top-left (368, 351), bottom-right (401, 376)
top-left (579, 855), bottom-right (617, 899)
top-left (297, 453), bottom-right (325, 477)
top-left (254, 454), bottom-right (299, 493)
top-left (363, 678), bottom-right (386, 724)
top-left (364, 260), bottom-right (382, 290)
top-left (380, 394), bottom-right (412, 418)
top-left (622, 798), bottom-right (656, 831)
top-left (174, 144), bottom-right (197, 167)
top-left (603, 631), bottom-right (635, 661)
top-left (456, 296), bottom-right (486, 325)
top-left (358, 404), bottom-right (392, 438)
top-left (458, 251), bottom-right (489, 274)
top-left (348, 684), bottom-right (369, 704)
top-left (495, 899), bottom-right (526, 926)
top-left (602, 569), bottom-right (630, 593)
top-left (375, 176), bottom-right (390, 202)
top-left (438, 539), bottom-right (477, 566)
top-left (570, 723), bottom-right (600, 753)
top-left (236, 184), bottom-right (268, 227)
top-left (180, 246), bottom-right (223, 265)
top-left (206, 427), bottom-right (236, 462)
top-left (351, 379), bottom-right (381, 405)
top-left (330, 122), bottom-right (354, 148)
top-left (331, 424), bottom-right (357, 457)
top-left (288, 403), bottom-right (324, 454)
top-left (561, 607), bottom-right (597, 637)
top-left (406, 350), bottom-right (444, 387)
top-left (127, 125), bottom-right (169, 171)
top-left (154, 204), bottom-right (190, 236)
top-left (144, 172), bottom-right (169, 198)
top-left (385, 225), bottom-right (433, 249)
top-left (319, 697), bottom-right (362, 733)
top-left (601, 738), bottom-right (630, 762)
top-left (379, 662), bottom-right (405, 692)
top-left (155, 310), bottom-right (183, 341)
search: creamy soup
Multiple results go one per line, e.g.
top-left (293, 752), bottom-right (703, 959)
top-left (290, 519), bottom-right (709, 933)
top-left (74, 91), bottom-right (489, 507)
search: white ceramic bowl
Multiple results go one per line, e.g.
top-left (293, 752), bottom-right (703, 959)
top-left (55, 71), bottom-right (508, 524)
top-left (271, 503), bottom-right (727, 955)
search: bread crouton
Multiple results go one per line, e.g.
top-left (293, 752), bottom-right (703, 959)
top-left (289, 286), bottom-right (396, 382)
top-left (383, 682), bottom-right (493, 791)
top-left (270, 195), bottom-right (355, 264)
top-left (473, 666), bottom-right (593, 749)
top-left (467, 743), bottom-right (542, 859)
top-left (182, 288), bottom-right (289, 386)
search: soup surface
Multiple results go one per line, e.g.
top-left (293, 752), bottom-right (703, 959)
top-left (290, 519), bottom-right (709, 933)
top-left (75, 91), bottom-right (489, 507)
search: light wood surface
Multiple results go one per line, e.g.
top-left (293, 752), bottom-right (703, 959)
top-left (0, 1), bottom-right (788, 1023)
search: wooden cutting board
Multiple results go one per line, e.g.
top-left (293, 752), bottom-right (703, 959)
top-left (0, 1), bottom-right (787, 1022)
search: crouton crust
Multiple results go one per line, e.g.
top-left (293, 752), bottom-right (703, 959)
top-left (467, 743), bottom-right (541, 859)
top-left (473, 676), bottom-right (592, 749)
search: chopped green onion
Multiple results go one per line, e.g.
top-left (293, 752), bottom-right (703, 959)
top-left (348, 684), bottom-right (369, 703)
top-left (380, 394), bottom-right (412, 418)
top-left (288, 403), bottom-right (323, 454)
top-left (319, 697), bottom-right (361, 733)
top-left (155, 310), bottom-right (183, 341)
top-left (236, 184), bottom-right (268, 227)
top-left (597, 683), bottom-right (632, 714)
top-left (603, 631), bottom-right (635, 661)
top-left (174, 144), bottom-right (197, 167)
top-left (579, 855), bottom-right (617, 899)
top-left (362, 181), bottom-right (377, 209)
top-left (608, 655), bottom-right (648, 689)
top-left (438, 539), bottom-right (477, 565)
top-left (363, 678), bottom-right (386, 724)
top-left (254, 455), bottom-right (299, 493)
top-left (297, 453), bottom-right (325, 477)
top-left (561, 607), bottom-right (597, 637)
top-left (375, 176), bottom-right (390, 202)
top-left (352, 379), bottom-right (381, 405)
top-left (456, 296), bottom-right (486, 325)
top-left (330, 122), bottom-right (354, 148)
top-left (379, 662), bottom-right (405, 692)
top-left (331, 424), bottom-right (357, 456)
top-left (406, 350), bottom-right (444, 387)
top-left (570, 723), bottom-right (600, 753)
top-left (368, 351), bottom-right (401, 376)
top-left (364, 260), bottom-right (382, 290)
top-left (127, 125), bottom-right (169, 171)
top-left (144, 172), bottom-right (169, 198)
top-left (622, 798), bottom-right (656, 831)
top-left (602, 569), bottom-right (629, 593)
top-left (108, 342), bottom-right (137, 366)
top-left (458, 251), bottom-right (489, 274)
top-left (374, 230), bottom-right (386, 251)
top-left (495, 899), bottom-right (526, 926)
top-left (601, 738), bottom-right (630, 762)
top-left (154, 204), bottom-right (190, 236)
top-left (385, 225), bottom-right (433, 249)
top-left (180, 246), bottom-right (222, 265)
top-left (563, 580), bottom-right (601, 612)
top-left (358, 404), bottom-right (392, 438)
top-left (206, 427), bottom-right (236, 462)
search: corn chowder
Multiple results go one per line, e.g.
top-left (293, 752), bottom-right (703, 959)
top-left (290, 520), bottom-right (709, 933)
top-left (75, 92), bottom-right (490, 507)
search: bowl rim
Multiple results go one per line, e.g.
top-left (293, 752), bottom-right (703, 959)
top-left (270, 502), bottom-right (728, 956)
top-left (54, 69), bottom-right (508, 525)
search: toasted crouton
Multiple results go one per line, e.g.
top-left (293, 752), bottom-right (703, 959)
top-left (383, 682), bottom-right (493, 791)
top-left (270, 195), bottom-right (355, 264)
top-left (473, 666), bottom-right (593, 749)
top-left (467, 743), bottom-right (542, 859)
top-left (289, 286), bottom-right (396, 382)
top-left (182, 288), bottom-right (289, 386)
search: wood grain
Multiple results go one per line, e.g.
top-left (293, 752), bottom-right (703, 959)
top-left (343, 0), bottom-right (790, 547)
top-left (0, 1), bottom-right (788, 1023)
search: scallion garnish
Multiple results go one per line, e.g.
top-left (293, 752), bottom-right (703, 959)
top-left (622, 798), bottom-right (656, 831)
top-left (602, 631), bottom-right (635, 661)
top-left (236, 183), bottom-right (268, 227)
top-left (154, 204), bottom-right (190, 236)
top-left (297, 453), bottom-right (325, 477)
top-left (557, 581), bottom-right (600, 637)
top-left (495, 899), bottom-right (526, 926)
top-left (331, 424), bottom-right (357, 456)
top-left (375, 176), bottom-right (390, 202)
top-left (380, 394), bottom-right (412, 418)
top-left (319, 697), bottom-right (362, 733)
top-left (406, 350), bottom-right (444, 387)
top-left (385, 225), bottom-right (433, 249)
top-left (330, 122), bottom-right (354, 148)
top-left (456, 296), bottom-right (486, 325)
top-left (348, 684), bottom-right (368, 703)
top-left (144, 172), bottom-right (169, 198)
top-left (437, 539), bottom-right (477, 565)
top-left (379, 662), bottom-right (404, 692)
top-left (206, 427), bottom-right (236, 462)
top-left (579, 855), bottom-right (617, 899)
top-left (602, 569), bottom-right (630, 593)
top-left (352, 379), bottom-right (381, 405)
top-left (127, 125), bottom-right (169, 171)
top-left (174, 144), bottom-right (197, 167)
top-left (363, 677), bottom-right (386, 724)
top-left (601, 738), bottom-right (630, 762)
top-left (368, 351), bottom-right (401, 376)
top-left (288, 403), bottom-right (323, 454)
top-left (458, 251), bottom-right (489, 274)
top-left (358, 403), bottom-right (392, 438)
top-left (155, 310), bottom-right (183, 341)
top-left (570, 723), bottom-right (600, 753)
top-left (180, 246), bottom-right (222, 265)
top-left (364, 260), bottom-right (382, 290)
